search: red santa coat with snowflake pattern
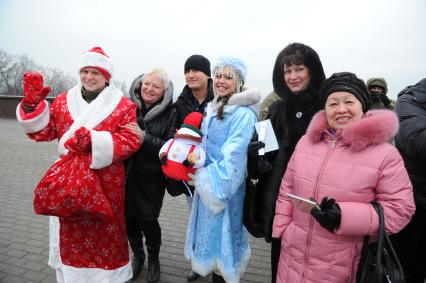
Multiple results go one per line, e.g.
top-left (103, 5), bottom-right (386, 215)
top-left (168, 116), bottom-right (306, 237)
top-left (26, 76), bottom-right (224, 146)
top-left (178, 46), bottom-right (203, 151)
top-left (16, 83), bottom-right (140, 282)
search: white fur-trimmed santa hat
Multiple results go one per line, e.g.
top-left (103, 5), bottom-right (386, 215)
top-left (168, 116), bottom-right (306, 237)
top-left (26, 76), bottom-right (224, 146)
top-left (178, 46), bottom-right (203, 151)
top-left (175, 112), bottom-right (204, 142)
top-left (79, 46), bottom-right (114, 81)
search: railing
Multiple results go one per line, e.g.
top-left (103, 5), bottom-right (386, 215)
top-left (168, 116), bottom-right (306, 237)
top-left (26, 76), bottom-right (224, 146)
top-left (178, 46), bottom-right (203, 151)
top-left (0, 96), bottom-right (55, 118)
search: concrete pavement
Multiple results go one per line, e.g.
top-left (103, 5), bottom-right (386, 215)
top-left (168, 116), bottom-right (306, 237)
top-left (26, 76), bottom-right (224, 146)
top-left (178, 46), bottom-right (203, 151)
top-left (0, 118), bottom-right (271, 283)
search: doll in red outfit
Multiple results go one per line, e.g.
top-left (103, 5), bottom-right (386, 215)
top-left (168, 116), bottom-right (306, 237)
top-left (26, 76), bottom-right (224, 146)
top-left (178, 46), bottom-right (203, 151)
top-left (159, 112), bottom-right (206, 193)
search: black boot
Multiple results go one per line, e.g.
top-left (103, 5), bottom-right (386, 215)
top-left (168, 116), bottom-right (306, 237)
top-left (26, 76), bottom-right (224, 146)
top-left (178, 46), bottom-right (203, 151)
top-left (187, 269), bottom-right (201, 282)
top-left (212, 272), bottom-right (226, 283)
top-left (129, 238), bottom-right (145, 280)
top-left (146, 245), bottom-right (160, 283)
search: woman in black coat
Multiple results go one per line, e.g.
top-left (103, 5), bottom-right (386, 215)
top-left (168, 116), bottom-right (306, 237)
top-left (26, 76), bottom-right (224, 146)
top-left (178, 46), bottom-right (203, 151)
top-left (246, 42), bottom-right (325, 283)
top-left (125, 68), bottom-right (177, 282)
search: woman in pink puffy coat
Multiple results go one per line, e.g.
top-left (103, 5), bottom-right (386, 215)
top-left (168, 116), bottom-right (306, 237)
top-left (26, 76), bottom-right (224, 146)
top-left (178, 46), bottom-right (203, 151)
top-left (272, 72), bottom-right (415, 283)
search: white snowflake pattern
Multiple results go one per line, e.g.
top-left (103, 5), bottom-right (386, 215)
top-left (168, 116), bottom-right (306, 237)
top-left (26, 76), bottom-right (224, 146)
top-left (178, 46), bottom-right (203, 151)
top-left (57, 187), bottom-right (66, 197)
top-left (83, 238), bottom-right (95, 249)
top-left (80, 187), bottom-right (90, 198)
top-left (82, 170), bottom-right (94, 181)
top-left (92, 193), bottom-right (104, 205)
top-left (106, 224), bottom-right (116, 234)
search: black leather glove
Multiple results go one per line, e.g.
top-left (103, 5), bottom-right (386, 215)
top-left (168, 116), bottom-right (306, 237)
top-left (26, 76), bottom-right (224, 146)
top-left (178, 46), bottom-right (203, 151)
top-left (311, 197), bottom-right (341, 233)
top-left (182, 159), bottom-right (194, 168)
top-left (160, 154), bottom-right (167, 165)
top-left (380, 93), bottom-right (391, 108)
top-left (248, 141), bottom-right (265, 158)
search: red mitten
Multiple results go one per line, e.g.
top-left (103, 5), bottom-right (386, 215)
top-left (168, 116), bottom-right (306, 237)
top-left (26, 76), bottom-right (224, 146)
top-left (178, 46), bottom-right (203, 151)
top-left (22, 71), bottom-right (51, 108)
top-left (64, 127), bottom-right (92, 153)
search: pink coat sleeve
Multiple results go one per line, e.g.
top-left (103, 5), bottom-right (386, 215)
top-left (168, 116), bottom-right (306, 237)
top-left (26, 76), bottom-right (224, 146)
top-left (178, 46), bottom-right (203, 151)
top-left (272, 156), bottom-right (295, 239)
top-left (336, 148), bottom-right (415, 236)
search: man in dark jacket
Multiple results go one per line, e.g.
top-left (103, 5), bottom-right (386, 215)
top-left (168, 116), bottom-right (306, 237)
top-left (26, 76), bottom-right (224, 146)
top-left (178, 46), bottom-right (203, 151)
top-left (175, 55), bottom-right (214, 125)
top-left (246, 43), bottom-right (325, 283)
top-left (167, 54), bottom-right (214, 197)
top-left (170, 54), bottom-right (214, 282)
top-left (391, 78), bottom-right (426, 283)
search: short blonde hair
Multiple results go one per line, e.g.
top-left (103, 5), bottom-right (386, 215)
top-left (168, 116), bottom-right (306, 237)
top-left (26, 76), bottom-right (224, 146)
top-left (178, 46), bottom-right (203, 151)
top-left (142, 68), bottom-right (170, 92)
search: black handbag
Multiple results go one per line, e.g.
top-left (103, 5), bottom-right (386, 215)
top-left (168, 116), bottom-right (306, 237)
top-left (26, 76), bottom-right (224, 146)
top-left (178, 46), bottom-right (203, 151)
top-left (356, 202), bottom-right (406, 283)
top-left (243, 177), bottom-right (265, 238)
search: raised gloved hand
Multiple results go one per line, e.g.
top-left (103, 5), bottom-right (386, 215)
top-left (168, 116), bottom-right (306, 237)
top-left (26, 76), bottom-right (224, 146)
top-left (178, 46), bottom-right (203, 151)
top-left (22, 71), bottom-right (51, 108)
top-left (64, 127), bottom-right (92, 154)
top-left (248, 141), bottom-right (265, 158)
top-left (311, 197), bottom-right (341, 233)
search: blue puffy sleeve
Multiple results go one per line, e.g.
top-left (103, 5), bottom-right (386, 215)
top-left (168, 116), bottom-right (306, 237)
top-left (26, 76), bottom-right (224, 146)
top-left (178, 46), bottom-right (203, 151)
top-left (194, 106), bottom-right (257, 214)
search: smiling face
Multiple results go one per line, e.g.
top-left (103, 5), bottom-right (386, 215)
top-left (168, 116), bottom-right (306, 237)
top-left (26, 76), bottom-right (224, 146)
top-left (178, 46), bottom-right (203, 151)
top-left (185, 69), bottom-right (209, 92)
top-left (141, 73), bottom-right (165, 107)
top-left (80, 67), bottom-right (108, 91)
top-left (284, 64), bottom-right (311, 94)
top-left (325, 91), bottom-right (364, 131)
top-left (213, 67), bottom-right (238, 97)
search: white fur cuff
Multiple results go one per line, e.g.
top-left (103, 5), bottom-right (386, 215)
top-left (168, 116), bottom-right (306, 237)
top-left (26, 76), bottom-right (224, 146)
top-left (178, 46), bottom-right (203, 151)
top-left (195, 167), bottom-right (227, 214)
top-left (16, 101), bottom-right (50, 133)
top-left (90, 130), bottom-right (113, 169)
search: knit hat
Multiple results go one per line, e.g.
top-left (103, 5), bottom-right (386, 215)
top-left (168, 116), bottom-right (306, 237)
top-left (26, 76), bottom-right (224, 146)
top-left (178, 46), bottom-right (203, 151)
top-left (319, 72), bottom-right (372, 113)
top-left (367, 77), bottom-right (388, 94)
top-left (175, 112), bottom-right (204, 142)
top-left (213, 56), bottom-right (247, 92)
top-left (79, 46), bottom-right (114, 81)
top-left (184, 55), bottom-right (211, 77)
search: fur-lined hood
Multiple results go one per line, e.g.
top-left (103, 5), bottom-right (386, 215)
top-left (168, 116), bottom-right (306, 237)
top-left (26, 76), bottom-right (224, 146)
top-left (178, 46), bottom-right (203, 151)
top-left (272, 44), bottom-right (325, 101)
top-left (209, 86), bottom-right (261, 117)
top-left (306, 109), bottom-right (398, 151)
top-left (128, 73), bottom-right (174, 122)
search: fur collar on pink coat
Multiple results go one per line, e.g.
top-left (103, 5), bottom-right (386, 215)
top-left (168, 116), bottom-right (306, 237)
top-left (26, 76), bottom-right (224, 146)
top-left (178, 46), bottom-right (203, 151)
top-left (306, 109), bottom-right (399, 151)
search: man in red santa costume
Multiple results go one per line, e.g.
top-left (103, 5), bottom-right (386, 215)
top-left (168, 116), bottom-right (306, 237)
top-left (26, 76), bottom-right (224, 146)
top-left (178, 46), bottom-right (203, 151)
top-left (16, 46), bottom-right (142, 283)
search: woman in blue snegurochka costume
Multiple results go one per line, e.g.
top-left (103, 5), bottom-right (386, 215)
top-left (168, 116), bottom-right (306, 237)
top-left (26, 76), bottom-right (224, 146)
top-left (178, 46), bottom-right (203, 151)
top-left (185, 56), bottom-right (261, 283)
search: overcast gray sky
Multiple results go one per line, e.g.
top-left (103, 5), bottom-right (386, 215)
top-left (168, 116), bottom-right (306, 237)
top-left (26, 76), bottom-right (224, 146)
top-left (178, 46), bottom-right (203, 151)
top-left (1, 0), bottom-right (425, 99)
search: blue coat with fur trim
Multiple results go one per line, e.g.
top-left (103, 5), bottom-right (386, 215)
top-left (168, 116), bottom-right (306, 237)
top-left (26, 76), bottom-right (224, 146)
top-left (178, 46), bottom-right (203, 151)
top-left (185, 87), bottom-right (260, 283)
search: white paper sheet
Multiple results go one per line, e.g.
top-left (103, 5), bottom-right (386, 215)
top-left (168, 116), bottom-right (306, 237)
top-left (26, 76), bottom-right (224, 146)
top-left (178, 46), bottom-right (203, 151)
top-left (254, 119), bottom-right (279, 154)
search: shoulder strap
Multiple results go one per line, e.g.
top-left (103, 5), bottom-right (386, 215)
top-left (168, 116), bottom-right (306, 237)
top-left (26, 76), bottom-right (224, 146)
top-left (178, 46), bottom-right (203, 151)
top-left (372, 202), bottom-right (385, 281)
top-left (165, 139), bottom-right (175, 154)
top-left (186, 144), bottom-right (196, 159)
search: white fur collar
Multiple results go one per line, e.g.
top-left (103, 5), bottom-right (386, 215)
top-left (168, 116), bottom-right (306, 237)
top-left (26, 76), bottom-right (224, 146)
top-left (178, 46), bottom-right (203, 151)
top-left (58, 83), bottom-right (123, 155)
top-left (307, 109), bottom-right (398, 151)
top-left (209, 86), bottom-right (261, 115)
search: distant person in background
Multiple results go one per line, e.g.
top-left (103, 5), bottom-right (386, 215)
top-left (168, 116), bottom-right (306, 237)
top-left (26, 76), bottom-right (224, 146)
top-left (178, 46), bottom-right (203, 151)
top-left (185, 56), bottom-right (260, 283)
top-left (367, 77), bottom-right (395, 110)
top-left (125, 68), bottom-right (177, 282)
top-left (259, 91), bottom-right (281, 121)
top-left (391, 78), bottom-right (426, 283)
top-left (168, 54), bottom-right (214, 282)
top-left (16, 46), bottom-right (141, 283)
top-left (246, 42), bottom-right (325, 283)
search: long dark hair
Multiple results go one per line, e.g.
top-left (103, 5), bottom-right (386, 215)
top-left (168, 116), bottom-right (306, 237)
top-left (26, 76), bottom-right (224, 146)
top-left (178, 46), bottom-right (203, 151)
top-left (272, 42), bottom-right (326, 99)
top-left (217, 94), bottom-right (231, 120)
